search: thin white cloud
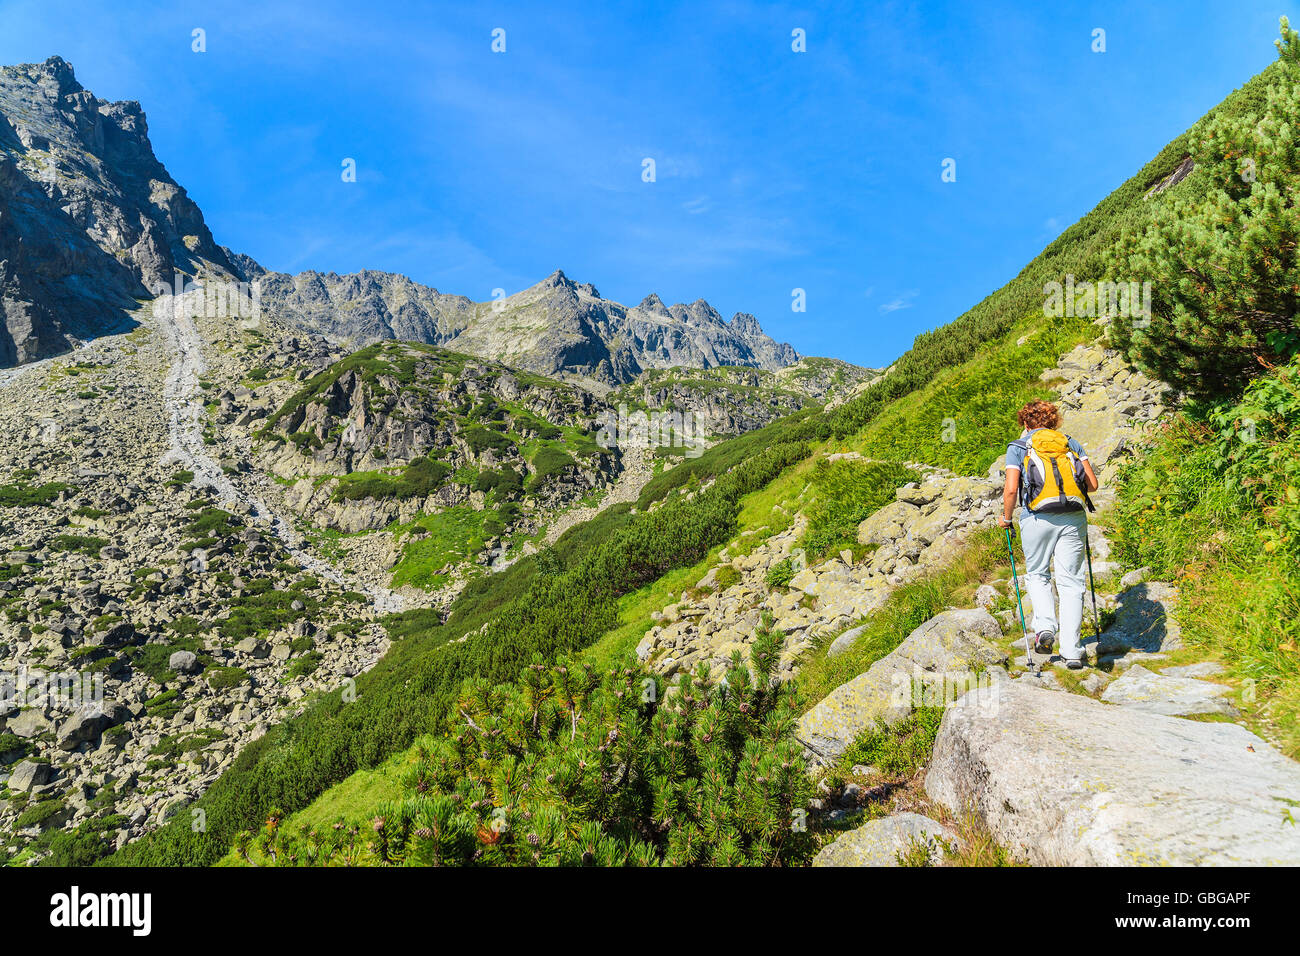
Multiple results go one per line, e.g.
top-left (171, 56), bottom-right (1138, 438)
top-left (879, 290), bottom-right (918, 314)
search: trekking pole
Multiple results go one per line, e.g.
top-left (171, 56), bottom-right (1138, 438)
top-left (1083, 524), bottom-right (1102, 643)
top-left (1004, 526), bottom-right (1037, 674)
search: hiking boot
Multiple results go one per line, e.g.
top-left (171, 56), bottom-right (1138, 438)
top-left (1065, 657), bottom-right (1085, 670)
top-left (1034, 630), bottom-right (1055, 655)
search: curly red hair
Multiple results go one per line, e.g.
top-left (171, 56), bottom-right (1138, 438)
top-left (1017, 400), bottom-right (1061, 431)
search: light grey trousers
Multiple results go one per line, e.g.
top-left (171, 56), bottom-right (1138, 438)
top-left (1017, 508), bottom-right (1088, 660)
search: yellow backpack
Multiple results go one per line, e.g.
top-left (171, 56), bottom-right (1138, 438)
top-left (1012, 429), bottom-right (1095, 514)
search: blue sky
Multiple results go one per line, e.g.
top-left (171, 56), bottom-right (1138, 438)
top-left (0, 1), bottom-right (1293, 367)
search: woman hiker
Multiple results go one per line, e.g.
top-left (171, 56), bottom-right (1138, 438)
top-left (998, 400), bottom-right (1100, 669)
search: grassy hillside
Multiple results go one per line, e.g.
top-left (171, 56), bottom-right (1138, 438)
top-left (100, 37), bottom-right (1295, 868)
top-left (1110, 355), bottom-right (1300, 754)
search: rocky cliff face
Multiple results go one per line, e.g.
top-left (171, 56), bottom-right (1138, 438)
top-left (254, 267), bottom-right (801, 388)
top-left (251, 340), bottom-right (623, 533)
top-left (0, 57), bottom-right (237, 366)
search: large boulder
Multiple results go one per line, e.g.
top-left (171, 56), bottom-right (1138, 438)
top-left (87, 620), bottom-right (135, 648)
top-left (813, 812), bottom-right (958, 867)
top-left (168, 649), bottom-right (200, 674)
top-left (856, 500), bottom-right (918, 546)
top-left (7, 709), bottom-right (51, 738)
top-left (925, 680), bottom-right (1300, 865)
top-left (890, 607), bottom-right (1005, 674)
top-left (796, 608), bottom-right (1006, 766)
top-left (55, 701), bottom-right (129, 751)
top-left (6, 760), bottom-right (51, 792)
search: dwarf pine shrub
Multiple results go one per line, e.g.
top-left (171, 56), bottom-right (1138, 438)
top-left (237, 624), bottom-right (815, 867)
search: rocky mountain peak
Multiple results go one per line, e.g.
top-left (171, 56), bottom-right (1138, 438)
top-left (0, 54), bottom-right (237, 366)
top-left (29, 55), bottom-right (83, 98)
top-left (669, 299), bottom-right (725, 328)
top-left (637, 292), bottom-right (669, 315)
top-left (542, 268), bottom-right (573, 289)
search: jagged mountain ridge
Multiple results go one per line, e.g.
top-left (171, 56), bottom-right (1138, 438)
top-left (251, 266), bottom-right (802, 388)
top-left (0, 56), bottom-right (804, 388)
top-left (0, 57), bottom-right (237, 365)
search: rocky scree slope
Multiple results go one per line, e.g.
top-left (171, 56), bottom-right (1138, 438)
top-left (0, 57), bottom-right (238, 367)
top-left (253, 267), bottom-right (801, 389)
top-left (0, 301), bottom-right (405, 865)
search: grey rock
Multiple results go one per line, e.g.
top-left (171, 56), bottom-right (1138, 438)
top-left (55, 701), bottom-right (128, 750)
top-left (234, 637), bottom-right (269, 658)
top-left (925, 680), bottom-right (1300, 865)
top-left (826, 625), bottom-right (865, 658)
top-left (1101, 664), bottom-right (1238, 717)
top-left (797, 608), bottom-right (1006, 765)
top-left (88, 620), bottom-right (134, 648)
top-left (1080, 672), bottom-right (1110, 694)
top-left (1161, 662), bottom-right (1225, 679)
top-left (7, 759), bottom-right (51, 791)
top-left (7, 708), bottom-right (51, 738)
top-left (1119, 567), bottom-right (1151, 589)
top-left (255, 268), bottom-right (803, 389)
top-left (813, 813), bottom-right (957, 867)
top-left (1097, 582), bottom-right (1182, 653)
top-left (168, 650), bottom-right (199, 674)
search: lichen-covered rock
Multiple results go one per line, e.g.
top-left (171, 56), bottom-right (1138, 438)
top-left (813, 812), bottom-right (958, 867)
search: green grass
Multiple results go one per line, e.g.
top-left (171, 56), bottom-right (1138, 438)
top-left (215, 746), bottom-right (414, 866)
top-left (581, 549), bottom-right (720, 671)
top-left (389, 506), bottom-right (492, 589)
top-left (332, 457), bottom-right (450, 502)
top-left (799, 458), bottom-right (916, 560)
top-left (851, 315), bottom-right (1096, 475)
top-left (48, 534), bottom-right (108, 556)
top-left (0, 481), bottom-right (72, 507)
top-left (836, 705), bottom-right (946, 779)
